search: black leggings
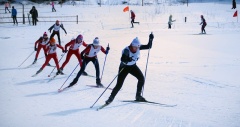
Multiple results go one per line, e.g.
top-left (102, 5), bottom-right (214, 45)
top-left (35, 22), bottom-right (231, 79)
top-left (72, 57), bottom-right (100, 84)
top-left (201, 24), bottom-right (206, 33)
top-left (110, 64), bottom-right (145, 98)
top-left (50, 31), bottom-right (61, 45)
top-left (12, 16), bottom-right (18, 24)
top-left (131, 19), bottom-right (139, 27)
top-left (32, 17), bottom-right (37, 25)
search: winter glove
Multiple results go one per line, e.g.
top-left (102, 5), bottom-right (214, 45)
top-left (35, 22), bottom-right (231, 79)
top-left (62, 49), bottom-right (65, 53)
top-left (34, 47), bottom-right (37, 51)
top-left (64, 50), bottom-right (68, 53)
top-left (127, 56), bottom-right (133, 62)
top-left (81, 53), bottom-right (85, 60)
top-left (106, 47), bottom-right (110, 54)
top-left (149, 33), bottom-right (154, 40)
top-left (48, 29), bottom-right (51, 33)
top-left (121, 54), bottom-right (132, 63)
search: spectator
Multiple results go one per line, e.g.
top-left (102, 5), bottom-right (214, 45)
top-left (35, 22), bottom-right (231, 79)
top-left (11, 6), bottom-right (18, 25)
top-left (30, 6), bottom-right (38, 26)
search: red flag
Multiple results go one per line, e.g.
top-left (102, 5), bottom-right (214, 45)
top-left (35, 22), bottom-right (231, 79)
top-left (123, 6), bottom-right (129, 12)
top-left (233, 10), bottom-right (238, 17)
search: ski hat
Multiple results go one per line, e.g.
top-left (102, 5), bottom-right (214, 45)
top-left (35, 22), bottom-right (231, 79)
top-left (131, 37), bottom-right (141, 47)
top-left (50, 38), bottom-right (56, 44)
top-left (56, 20), bottom-right (59, 24)
top-left (76, 34), bottom-right (83, 42)
top-left (93, 37), bottom-right (100, 46)
top-left (201, 15), bottom-right (203, 18)
top-left (43, 32), bottom-right (47, 37)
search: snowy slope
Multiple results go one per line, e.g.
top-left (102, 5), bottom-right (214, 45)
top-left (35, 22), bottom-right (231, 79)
top-left (0, 3), bottom-right (240, 127)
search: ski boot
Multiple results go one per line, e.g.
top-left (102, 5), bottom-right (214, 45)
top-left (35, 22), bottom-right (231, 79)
top-left (96, 79), bottom-right (104, 88)
top-left (36, 68), bottom-right (43, 74)
top-left (68, 78), bottom-right (78, 88)
top-left (32, 58), bottom-right (37, 64)
top-left (56, 69), bottom-right (64, 75)
top-left (82, 71), bottom-right (88, 76)
top-left (105, 96), bottom-right (114, 104)
top-left (135, 95), bottom-right (146, 102)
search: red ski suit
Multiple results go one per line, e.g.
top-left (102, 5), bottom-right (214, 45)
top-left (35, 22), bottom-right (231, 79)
top-left (41, 44), bottom-right (64, 70)
top-left (34, 37), bottom-right (49, 59)
top-left (60, 39), bottom-right (88, 69)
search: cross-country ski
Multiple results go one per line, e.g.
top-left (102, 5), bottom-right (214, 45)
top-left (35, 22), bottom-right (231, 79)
top-left (121, 100), bottom-right (177, 107)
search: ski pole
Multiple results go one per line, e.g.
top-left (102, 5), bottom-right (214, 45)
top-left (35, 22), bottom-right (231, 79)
top-left (48, 53), bottom-right (66, 77)
top-left (141, 48), bottom-right (151, 96)
top-left (90, 67), bottom-right (125, 108)
top-left (18, 50), bottom-right (35, 67)
top-left (100, 43), bottom-right (109, 81)
top-left (58, 63), bottom-right (79, 91)
top-left (142, 32), bottom-right (154, 96)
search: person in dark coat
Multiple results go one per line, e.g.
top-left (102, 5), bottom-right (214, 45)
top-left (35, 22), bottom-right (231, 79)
top-left (232, 0), bottom-right (237, 9)
top-left (200, 15), bottom-right (207, 34)
top-left (11, 6), bottom-right (18, 25)
top-left (30, 6), bottom-right (38, 26)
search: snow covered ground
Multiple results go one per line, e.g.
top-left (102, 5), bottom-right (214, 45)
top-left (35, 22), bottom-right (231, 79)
top-left (0, 2), bottom-right (240, 127)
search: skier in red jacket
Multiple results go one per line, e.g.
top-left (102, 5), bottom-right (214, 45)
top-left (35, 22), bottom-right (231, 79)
top-left (130, 10), bottom-right (139, 28)
top-left (35, 37), bottom-right (65, 75)
top-left (32, 32), bottom-right (49, 64)
top-left (67, 37), bottom-right (110, 88)
top-left (59, 34), bottom-right (88, 75)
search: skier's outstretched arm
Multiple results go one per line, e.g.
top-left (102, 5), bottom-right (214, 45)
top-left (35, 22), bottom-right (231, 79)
top-left (60, 24), bottom-right (67, 34)
top-left (48, 24), bottom-right (54, 32)
top-left (140, 33), bottom-right (154, 50)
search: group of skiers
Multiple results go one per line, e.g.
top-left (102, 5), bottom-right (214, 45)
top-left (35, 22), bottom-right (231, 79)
top-left (31, 19), bottom-right (154, 104)
top-left (32, 20), bottom-right (109, 87)
top-left (131, 10), bottom-right (207, 34)
top-left (168, 14), bottom-right (207, 34)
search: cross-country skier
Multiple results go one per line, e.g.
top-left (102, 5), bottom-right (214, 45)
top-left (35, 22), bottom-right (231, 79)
top-left (130, 10), bottom-right (139, 28)
top-left (168, 15), bottom-right (176, 29)
top-left (29, 6), bottom-right (38, 26)
top-left (32, 32), bottom-right (50, 65)
top-left (59, 34), bottom-right (88, 75)
top-left (105, 33), bottom-right (154, 104)
top-left (51, 1), bottom-right (56, 12)
top-left (11, 6), bottom-right (18, 25)
top-left (48, 20), bottom-right (67, 46)
top-left (35, 38), bottom-right (65, 75)
top-left (67, 37), bottom-right (110, 88)
top-left (5, 1), bottom-right (11, 13)
top-left (200, 15), bottom-right (207, 34)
